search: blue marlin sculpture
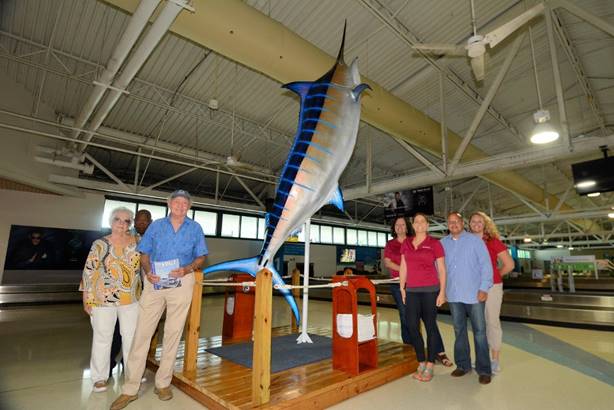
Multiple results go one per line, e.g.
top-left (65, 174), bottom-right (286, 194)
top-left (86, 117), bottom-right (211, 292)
top-left (204, 26), bottom-right (370, 323)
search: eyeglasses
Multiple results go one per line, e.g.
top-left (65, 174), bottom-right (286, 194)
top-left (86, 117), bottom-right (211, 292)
top-left (113, 217), bottom-right (131, 224)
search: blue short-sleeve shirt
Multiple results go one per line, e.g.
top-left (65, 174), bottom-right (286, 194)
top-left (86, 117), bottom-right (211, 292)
top-left (137, 216), bottom-right (208, 266)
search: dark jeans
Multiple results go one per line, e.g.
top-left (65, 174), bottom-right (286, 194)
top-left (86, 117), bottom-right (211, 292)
top-left (390, 284), bottom-right (411, 344)
top-left (393, 285), bottom-right (446, 353)
top-left (448, 302), bottom-right (492, 376)
top-left (109, 320), bottom-right (122, 378)
top-left (405, 291), bottom-right (439, 363)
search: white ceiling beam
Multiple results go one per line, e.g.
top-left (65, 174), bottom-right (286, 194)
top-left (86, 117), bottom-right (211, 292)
top-left (554, 0), bottom-right (614, 38)
top-left (0, 116), bottom-right (274, 186)
top-left (141, 167), bottom-right (199, 193)
top-left (545, 5), bottom-right (571, 149)
top-left (343, 134), bottom-right (614, 200)
top-left (494, 208), bottom-right (612, 225)
top-left (392, 137), bottom-right (445, 177)
top-left (83, 152), bottom-right (130, 191)
top-left (551, 8), bottom-right (607, 136)
top-left (0, 30), bottom-right (293, 149)
top-left (448, 33), bottom-right (526, 175)
top-left (223, 165), bottom-right (265, 210)
top-left (357, 0), bottom-right (525, 142)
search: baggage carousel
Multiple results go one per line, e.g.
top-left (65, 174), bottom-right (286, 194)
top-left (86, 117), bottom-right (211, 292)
top-left (308, 278), bottom-right (614, 330)
top-left (2, 278), bottom-right (613, 329)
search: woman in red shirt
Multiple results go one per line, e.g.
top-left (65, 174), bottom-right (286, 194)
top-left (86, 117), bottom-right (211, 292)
top-left (399, 213), bottom-right (447, 381)
top-left (469, 211), bottom-right (514, 373)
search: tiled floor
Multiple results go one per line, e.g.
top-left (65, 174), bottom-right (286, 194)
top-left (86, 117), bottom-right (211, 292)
top-left (0, 296), bottom-right (612, 410)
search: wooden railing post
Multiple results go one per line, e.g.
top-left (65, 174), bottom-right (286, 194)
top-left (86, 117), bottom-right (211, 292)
top-left (252, 268), bottom-right (272, 406)
top-left (183, 270), bottom-right (203, 375)
top-left (291, 268), bottom-right (300, 333)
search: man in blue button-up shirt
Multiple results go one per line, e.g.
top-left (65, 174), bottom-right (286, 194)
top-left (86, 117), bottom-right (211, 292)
top-left (441, 211), bottom-right (493, 385)
top-left (113, 190), bottom-right (208, 409)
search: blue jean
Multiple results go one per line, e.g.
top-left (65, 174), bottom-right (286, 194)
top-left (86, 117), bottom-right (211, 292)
top-left (390, 285), bottom-right (446, 353)
top-left (390, 284), bottom-right (411, 344)
top-left (448, 302), bottom-right (492, 376)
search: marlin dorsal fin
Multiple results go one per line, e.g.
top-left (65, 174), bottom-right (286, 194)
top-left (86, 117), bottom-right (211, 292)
top-left (327, 185), bottom-right (345, 212)
top-left (282, 81), bottom-right (312, 99)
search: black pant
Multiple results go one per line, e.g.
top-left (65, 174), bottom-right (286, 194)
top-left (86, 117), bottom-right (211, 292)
top-left (405, 291), bottom-right (439, 363)
top-left (109, 320), bottom-right (122, 378)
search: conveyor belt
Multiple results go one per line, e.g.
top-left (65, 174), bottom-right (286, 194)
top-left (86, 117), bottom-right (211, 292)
top-left (309, 285), bottom-right (614, 330)
top-left (0, 284), bottom-right (224, 306)
top-left (503, 278), bottom-right (614, 292)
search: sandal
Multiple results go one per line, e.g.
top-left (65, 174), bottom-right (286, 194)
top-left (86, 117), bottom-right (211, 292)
top-left (412, 363), bottom-right (425, 380)
top-left (436, 353), bottom-right (453, 367)
top-left (419, 366), bottom-right (434, 382)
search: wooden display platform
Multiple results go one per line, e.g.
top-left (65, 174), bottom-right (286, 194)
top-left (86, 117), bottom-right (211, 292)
top-left (146, 326), bottom-right (417, 409)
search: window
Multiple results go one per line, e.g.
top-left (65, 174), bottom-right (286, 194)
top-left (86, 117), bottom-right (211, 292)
top-left (346, 229), bottom-right (357, 245)
top-left (333, 227), bottom-right (345, 244)
top-left (137, 203), bottom-right (166, 221)
top-left (257, 217), bottom-right (266, 239)
top-left (297, 226), bottom-right (306, 242)
top-left (102, 199), bottom-right (137, 229)
top-left (388, 233), bottom-right (393, 242)
top-left (518, 249), bottom-right (531, 259)
top-left (377, 232), bottom-right (387, 248)
top-left (193, 210), bottom-right (218, 236)
top-left (310, 224), bottom-right (320, 243)
top-left (367, 231), bottom-right (378, 247)
top-left (357, 230), bottom-right (368, 246)
top-left (221, 214), bottom-right (240, 237)
top-left (240, 216), bottom-right (258, 239)
top-left (320, 226), bottom-right (333, 243)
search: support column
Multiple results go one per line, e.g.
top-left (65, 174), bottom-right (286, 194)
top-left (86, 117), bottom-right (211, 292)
top-left (183, 270), bottom-right (203, 375)
top-left (252, 268), bottom-right (272, 406)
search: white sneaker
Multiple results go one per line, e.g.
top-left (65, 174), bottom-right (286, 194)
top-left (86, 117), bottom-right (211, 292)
top-left (93, 380), bottom-right (108, 392)
top-left (491, 360), bottom-right (501, 373)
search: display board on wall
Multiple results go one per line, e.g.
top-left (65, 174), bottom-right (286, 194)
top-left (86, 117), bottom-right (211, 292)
top-left (383, 186), bottom-right (434, 224)
top-left (3, 225), bottom-right (102, 284)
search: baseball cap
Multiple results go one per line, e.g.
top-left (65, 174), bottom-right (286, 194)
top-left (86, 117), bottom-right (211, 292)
top-left (169, 189), bottom-right (192, 201)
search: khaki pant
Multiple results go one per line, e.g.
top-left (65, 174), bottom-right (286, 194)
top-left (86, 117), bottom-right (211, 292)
top-left (122, 274), bottom-right (195, 395)
top-left (485, 283), bottom-right (504, 352)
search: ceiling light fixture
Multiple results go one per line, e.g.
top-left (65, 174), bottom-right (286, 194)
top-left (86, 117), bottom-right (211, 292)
top-left (608, 212), bottom-right (614, 219)
top-left (575, 180), bottom-right (596, 188)
top-left (556, 244), bottom-right (564, 248)
top-left (523, 236), bottom-right (532, 243)
top-left (528, 24), bottom-right (559, 145)
top-left (587, 192), bottom-right (600, 197)
top-left (530, 110), bottom-right (559, 144)
top-left (568, 246), bottom-right (574, 250)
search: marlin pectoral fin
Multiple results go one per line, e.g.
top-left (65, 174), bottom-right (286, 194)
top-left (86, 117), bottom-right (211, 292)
top-left (203, 256), bottom-right (260, 277)
top-left (283, 81), bottom-right (312, 98)
top-left (267, 262), bottom-right (300, 325)
top-left (351, 83), bottom-right (371, 102)
top-left (327, 185), bottom-right (345, 212)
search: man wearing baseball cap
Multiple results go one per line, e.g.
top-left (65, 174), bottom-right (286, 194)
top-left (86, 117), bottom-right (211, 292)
top-left (112, 190), bottom-right (207, 409)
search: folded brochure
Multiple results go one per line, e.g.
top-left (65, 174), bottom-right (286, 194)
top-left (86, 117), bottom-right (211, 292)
top-left (153, 258), bottom-right (182, 290)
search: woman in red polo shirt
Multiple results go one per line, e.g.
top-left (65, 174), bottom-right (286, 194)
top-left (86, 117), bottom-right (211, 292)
top-left (399, 213), bottom-right (447, 382)
top-left (469, 211), bottom-right (514, 373)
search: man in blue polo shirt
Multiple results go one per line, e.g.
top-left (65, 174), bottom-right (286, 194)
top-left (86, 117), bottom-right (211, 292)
top-left (112, 190), bottom-right (207, 410)
top-left (441, 211), bottom-right (493, 385)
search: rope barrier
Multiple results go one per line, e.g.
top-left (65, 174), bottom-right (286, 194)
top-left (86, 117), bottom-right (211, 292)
top-left (201, 276), bottom-right (398, 288)
top-left (274, 281), bottom-right (347, 290)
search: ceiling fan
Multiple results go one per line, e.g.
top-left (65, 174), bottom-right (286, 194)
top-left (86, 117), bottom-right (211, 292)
top-left (413, 1), bottom-right (545, 81)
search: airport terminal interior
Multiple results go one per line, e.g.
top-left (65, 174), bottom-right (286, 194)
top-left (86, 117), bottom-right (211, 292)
top-left (0, 0), bottom-right (613, 409)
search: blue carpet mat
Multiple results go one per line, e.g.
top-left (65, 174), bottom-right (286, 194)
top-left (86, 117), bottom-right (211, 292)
top-left (206, 333), bottom-right (332, 373)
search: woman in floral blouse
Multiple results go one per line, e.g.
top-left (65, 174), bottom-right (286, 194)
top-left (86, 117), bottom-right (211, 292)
top-left (80, 206), bottom-right (141, 393)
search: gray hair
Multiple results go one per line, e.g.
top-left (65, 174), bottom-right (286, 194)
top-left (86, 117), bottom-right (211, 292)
top-left (109, 206), bottom-right (134, 227)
